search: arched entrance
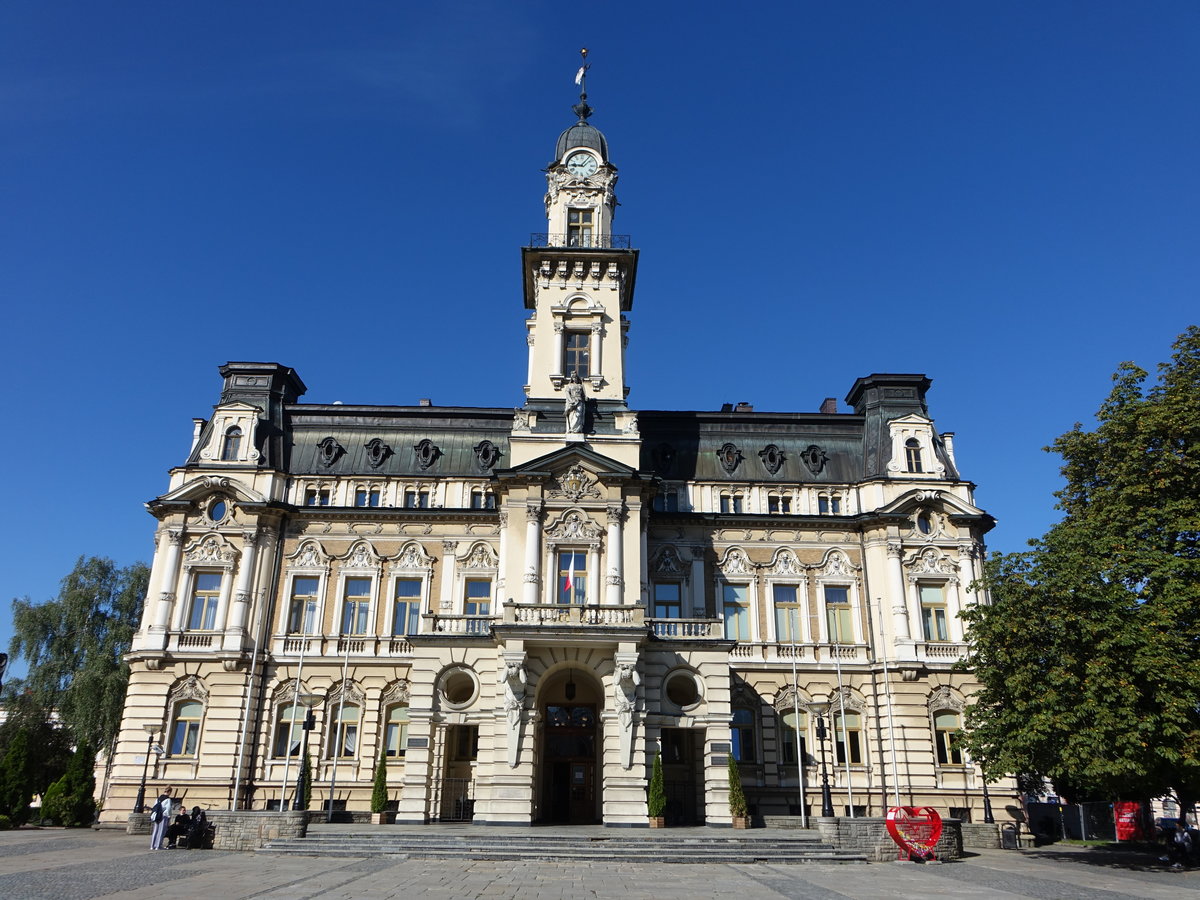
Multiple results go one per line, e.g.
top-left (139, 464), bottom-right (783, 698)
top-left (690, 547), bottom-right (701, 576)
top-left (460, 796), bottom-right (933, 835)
top-left (537, 665), bottom-right (602, 824)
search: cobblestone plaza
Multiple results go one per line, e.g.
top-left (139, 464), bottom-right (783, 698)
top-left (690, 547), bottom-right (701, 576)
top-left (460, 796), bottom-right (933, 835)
top-left (1, 828), bottom-right (1196, 900)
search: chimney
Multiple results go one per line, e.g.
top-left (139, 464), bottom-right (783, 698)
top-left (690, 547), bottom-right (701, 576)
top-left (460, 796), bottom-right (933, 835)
top-left (190, 418), bottom-right (206, 453)
top-left (734, 401), bottom-right (754, 413)
top-left (820, 397), bottom-right (838, 414)
top-left (419, 398), bottom-right (432, 407)
top-left (942, 432), bottom-right (957, 466)
top-left (720, 403), bottom-right (733, 412)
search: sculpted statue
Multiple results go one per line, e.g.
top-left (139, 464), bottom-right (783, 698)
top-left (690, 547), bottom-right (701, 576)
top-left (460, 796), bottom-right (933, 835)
top-left (501, 661), bottom-right (527, 728)
top-left (614, 661), bottom-right (640, 730)
top-left (564, 373), bottom-right (585, 434)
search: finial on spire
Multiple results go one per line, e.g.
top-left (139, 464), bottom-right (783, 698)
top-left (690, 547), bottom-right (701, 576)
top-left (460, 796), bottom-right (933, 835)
top-left (572, 47), bottom-right (593, 121)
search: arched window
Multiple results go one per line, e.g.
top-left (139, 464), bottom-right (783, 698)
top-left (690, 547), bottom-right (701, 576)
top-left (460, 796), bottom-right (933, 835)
top-left (384, 704), bottom-right (409, 758)
top-left (327, 704), bottom-right (360, 759)
top-left (779, 709), bottom-right (808, 766)
top-left (933, 711), bottom-right (963, 765)
top-left (273, 704), bottom-right (306, 758)
top-left (905, 438), bottom-right (923, 473)
top-left (221, 426), bottom-right (242, 461)
top-left (833, 710), bottom-right (863, 764)
top-left (731, 707), bottom-right (757, 762)
top-left (168, 700), bottom-right (204, 757)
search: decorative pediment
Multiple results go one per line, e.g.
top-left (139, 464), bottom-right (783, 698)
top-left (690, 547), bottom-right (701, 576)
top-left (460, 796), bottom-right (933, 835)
top-left (270, 680), bottom-right (311, 705)
top-left (460, 542), bottom-right (499, 570)
top-left (651, 546), bottom-right (685, 577)
top-left (773, 684), bottom-right (811, 714)
top-left (544, 508), bottom-right (603, 542)
top-left (168, 674), bottom-right (210, 704)
top-left (826, 687), bottom-right (866, 714)
top-left (327, 679), bottom-right (366, 707)
top-left (157, 474), bottom-right (266, 506)
top-left (719, 547), bottom-right (754, 576)
top-left (875, 488), bottom-right (986, 518)
top-left (928, 684), bottom-right (966, 713)
top-left (547, 463), bottom-right (601, 502)
top-left (381, 679), bottom-right (411, 705)
top-left (340, 540), bottom-right (382, 570)
top-left (288, 539), bottom-right (329, 569)
top-left (769, 549), bottom-right (803, 576)
top-left (818, 549), bottom-right (858, 578)
top-left (183, 534), bottom-right (239, 566)
top-left (905, 547), bottom-right (959, 578)
top-left (197, 402), bottom-right (262, 464)
top-left (390, 541), bottom-right (434, 572)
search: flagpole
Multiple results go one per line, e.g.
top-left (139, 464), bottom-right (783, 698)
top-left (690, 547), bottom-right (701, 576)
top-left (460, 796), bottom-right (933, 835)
top-left (326, 639), bottom-right (351, 822)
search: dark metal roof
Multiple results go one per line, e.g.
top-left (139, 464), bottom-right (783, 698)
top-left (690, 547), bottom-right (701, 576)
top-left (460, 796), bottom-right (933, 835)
top-left (555, 122), bottom-right (608, 161)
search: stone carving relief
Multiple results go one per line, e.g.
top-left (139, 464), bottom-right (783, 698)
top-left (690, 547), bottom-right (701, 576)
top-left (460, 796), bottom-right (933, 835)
top-left (413, 439), bottom-right (441, 471)
top-left (390, 542), bottom-right (433, 571)
top-left (769, 549), bottom-right (803, 576)
top-left (381, 679), bottom-right (411, 706)
top-left (716, 442), bottom-right (743, 475)
top-left (906, 547), bottom-right (959, 579)
top-left (461, 543), bottom-right (498, 570)
top-left (473, 440), bottom-right (500, 471)
top-left (800, 445), bottom-right (827, 475)
top-left (758, 444), bottom-right (786, 475)
top-left (341, 540), bottom-right (381, 570)
top-left (289, 540), bottom-right (328, 568)
top-left (168, 674), bottom-right (210, 705)
top-left (773, 684), bottom-right (809, 715)
top-left (544, 509), bottom-right (603, 543)
top-left (184, 534), bottom-right (239, 565)
top-left (819, 549), bottom-right (857, 578)
top-left (548, 464), bottom-right (601, 501)
top-left (719, 547), bottom-right (753, 576)
top-left (928, 684), bottom-right (966, 713)
top-left (327, 679), bottom-right (366, 707)
top-left (317, 437), bottom-right (344, 467)
top-left (651, 546), bottom-right (685, 577)
top-left (650, 442), bottom-right (675, 476)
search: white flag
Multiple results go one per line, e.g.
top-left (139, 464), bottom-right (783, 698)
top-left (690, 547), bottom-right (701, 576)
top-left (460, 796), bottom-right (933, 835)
top-left (575, 66), bottom-right (586, 86)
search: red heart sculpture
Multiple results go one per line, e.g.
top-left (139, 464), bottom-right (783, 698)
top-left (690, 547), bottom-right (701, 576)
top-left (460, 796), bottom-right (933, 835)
top-left (886, 806), bottom-right (943, 860)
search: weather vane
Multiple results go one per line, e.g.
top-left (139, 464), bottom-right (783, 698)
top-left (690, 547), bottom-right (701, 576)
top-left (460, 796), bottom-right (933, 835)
top-left (572, 47), bottom-right (593, 121)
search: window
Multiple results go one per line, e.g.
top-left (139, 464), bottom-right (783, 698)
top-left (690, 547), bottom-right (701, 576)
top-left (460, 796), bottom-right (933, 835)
top-left (834, 711), bottom-right (863, 764)
top-left (731, 707), bottom-right (757, 762)
top-left (722, 584), bottom-right (750, 640)
top-left (824, 586), bottom-right (853, 643)
top-left (774, 584), bottom-right (803, 643)
top-left (273, 704), bottom-right (305, 757)
top-left (653, 491), bottom-right (679, 512)
top-left (452, 724), bottom-right (479, 760)
top-left (168, 700), bottom-right (203, 757)
top-left (470, 489), bottom-right (495, 509)
top-left (341, 577), bottom-right (372, 635)
top-left (188, 572), bottom-right (222, 630)
top-left (403, 489), bottom-right (429, 509)
top-left (208, 498), bottom-right (227, 522)
top-left (920, 585), bottom-right (949, 642)
top-left (653, 582), bottom-right (682, 619)
top-left (817, 494), bottom-right (842, 515)
top-left (779, 710), bottom-right (808, 766)
top-left (557, 551), bottom-right (586, 604)
top-left (392, 579), bottom-right (421, 636)
top-left (566, 208), bottom-right (594, 247)
top-left (464, 579), bottom-right (491, 616)
top-left (719, 494), bottom-right (744, 514)
top-left (905, 438), bottom-right (923, 473)
top-left (563, 331), bottom-right (591, 378)
top-left (304, 488), bottom-right (330, 506)
top-left (934, 711), bottom-right (963, 765)
top-left (354, 488), bottom-right (380, 507)
top-left (768, 494), bottom-right (791, 514)
top-left (917, 513), bottom-right (932, 534)
top-left (326, 704), bottom-right (360, 759)
top-left (384, 704), bottom-right (409, 757)
top-left (287, 576), bottom-right (320, 634)
top-left (221, 426), bottom-right (242, 461)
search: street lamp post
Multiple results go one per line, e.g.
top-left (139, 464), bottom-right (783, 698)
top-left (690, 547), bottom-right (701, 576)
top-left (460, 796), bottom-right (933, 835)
top-left (814, 713), bottom-right (835, 817)
top-left (291, 693), bottom-right (320, 811)
top-left (134, 724), bottom-right (159, 813)
top-left (982, 777), bottom-right (995, 824)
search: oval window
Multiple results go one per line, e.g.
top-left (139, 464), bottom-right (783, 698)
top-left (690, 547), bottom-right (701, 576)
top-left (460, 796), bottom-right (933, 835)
top-left (210, 499), bottom-right (228, 522)
top-left (441, 669), bottom-right (478, 708)
top-left (917, 513), bottom-right (932, 534)
top-left (665, 672), bottom-right (700, 708)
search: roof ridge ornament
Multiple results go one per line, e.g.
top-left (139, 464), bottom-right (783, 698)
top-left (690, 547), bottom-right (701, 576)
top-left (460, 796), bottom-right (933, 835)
top-left (572, 47), bottom-right (593, 122)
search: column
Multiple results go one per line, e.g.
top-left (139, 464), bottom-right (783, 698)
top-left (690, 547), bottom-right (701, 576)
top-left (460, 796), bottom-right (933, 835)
top-left (946, 577), bottom-right (963, 641)
top-left (522, 504), bottom-right (542, 605)
top-left (590, 323), bottom-right (603, 385)
top-left (639, 516), bottom-right (649, 606)
top-left (552, 322), bottom-right (564, 378)
top-left (152, 528), bottom-right (185, 633)
top-left (587, 545), bottom-right (601, 606)
top-left (223, 528), bottom-right (260, 650)
top-left (886, 542), bottom-right (912, 641)
top-left (440, 541), bottom-right (458, 613)
top-left (496, 511), bottom-right (509, 600)
top-left (212, 566), bottom-right (235, 635)
top-left (605, 504), bottom-right (624, 605)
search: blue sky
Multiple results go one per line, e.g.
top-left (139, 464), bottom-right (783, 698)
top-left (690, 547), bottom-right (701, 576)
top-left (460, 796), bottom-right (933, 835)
top-left (2, 1), bottom-right (1196, 677)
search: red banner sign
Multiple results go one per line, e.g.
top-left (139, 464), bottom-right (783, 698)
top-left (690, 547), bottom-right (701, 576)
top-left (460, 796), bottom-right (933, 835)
top-left (886, 806), bottom-right (943, 860)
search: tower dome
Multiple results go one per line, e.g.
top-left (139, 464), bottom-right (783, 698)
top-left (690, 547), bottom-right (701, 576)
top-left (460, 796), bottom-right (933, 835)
top-left (555, 120), bottom-right (608, 162)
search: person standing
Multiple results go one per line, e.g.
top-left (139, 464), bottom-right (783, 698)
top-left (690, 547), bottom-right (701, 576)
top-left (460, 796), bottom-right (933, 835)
top-left (149, 789), bottom-right (173, 850)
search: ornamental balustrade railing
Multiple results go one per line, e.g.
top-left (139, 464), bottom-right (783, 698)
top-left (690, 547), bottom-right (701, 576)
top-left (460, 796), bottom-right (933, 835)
top-left (502, 603), bottom-right (644, 627)
top-left (647, 617), bottom-right (721, 639)
top-left (528, 233), bottom-right (632, 249)
top-left (914, 640), bottom-right (969, 662)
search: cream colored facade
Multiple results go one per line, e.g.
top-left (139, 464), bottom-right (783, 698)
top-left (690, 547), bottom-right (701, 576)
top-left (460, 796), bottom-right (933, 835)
top-left (106, 96), bottom-right (1016, 827)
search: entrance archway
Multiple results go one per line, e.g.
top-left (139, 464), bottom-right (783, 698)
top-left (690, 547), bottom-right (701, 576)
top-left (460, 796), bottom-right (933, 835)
top-left (537, 665), bottom-right (602, 824)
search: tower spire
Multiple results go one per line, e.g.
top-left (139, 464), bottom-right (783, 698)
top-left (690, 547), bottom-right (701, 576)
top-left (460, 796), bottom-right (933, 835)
top-left (572, 47), bottom-right (593, 122)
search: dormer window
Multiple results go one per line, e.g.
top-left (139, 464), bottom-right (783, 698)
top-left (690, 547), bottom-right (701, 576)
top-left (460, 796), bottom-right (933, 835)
top-left (563, 331), bottom-right (591, 378)
top-left (567, 208), bottom-right (594, 247)
top-left (905, 438), bottom-right (923, 473)
top-left (221, 426), bottom-right (242, 461)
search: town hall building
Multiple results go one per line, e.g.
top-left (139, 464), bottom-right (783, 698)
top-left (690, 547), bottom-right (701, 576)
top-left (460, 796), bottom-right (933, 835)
top-left (106, 71), bottom-right (1012, 828)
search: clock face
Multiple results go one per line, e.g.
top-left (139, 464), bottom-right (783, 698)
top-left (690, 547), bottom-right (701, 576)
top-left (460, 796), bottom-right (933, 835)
top-left (566, 152), bottom-right (598, 177)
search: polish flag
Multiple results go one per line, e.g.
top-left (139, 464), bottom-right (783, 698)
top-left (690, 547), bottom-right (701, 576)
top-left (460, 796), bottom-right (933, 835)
top-left (565, 554), bottom-right (575, 596)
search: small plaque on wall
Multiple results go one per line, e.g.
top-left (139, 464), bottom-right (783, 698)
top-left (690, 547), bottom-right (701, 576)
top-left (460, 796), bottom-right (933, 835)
top-left (407, 737), bottom-right (428, 749)
top-left (711, 755), bottom-right (729, 766)
top-left (710, 742), bottom-right (731, 753)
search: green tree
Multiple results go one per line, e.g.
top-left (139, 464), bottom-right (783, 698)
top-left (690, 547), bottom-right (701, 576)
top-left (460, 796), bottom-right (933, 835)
top-left (41, 743), bottom-right (97, 827)
top-left (727, 755), bottom-right (748, 819)
top-left (0, 728), bottom-right (34, 824)
top-left (7, 557), bottom-right (148, 756)
top-left (647, 750), bottom-right (666, 818)
top-left (0, 696), bottom-right (74, 801)
top-left (961, 327), bottom-right (1200, 815)
top-left (371, 748), bottom-right (389, 814)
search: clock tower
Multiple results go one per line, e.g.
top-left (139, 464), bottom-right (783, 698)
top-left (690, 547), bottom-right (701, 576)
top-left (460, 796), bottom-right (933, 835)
top-left (513, 54), bottom-right (640, 467)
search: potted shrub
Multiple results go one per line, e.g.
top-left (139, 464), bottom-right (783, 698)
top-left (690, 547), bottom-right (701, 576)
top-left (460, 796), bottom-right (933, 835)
top-left (728, 755), bottom-right (749, 828)
top-left (370, 748), bottom-right (393, 824)
top-left (647, 750), bottom-right (666, 828)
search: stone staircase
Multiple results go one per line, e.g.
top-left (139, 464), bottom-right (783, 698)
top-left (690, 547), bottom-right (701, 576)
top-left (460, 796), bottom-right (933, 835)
top-left (258, 825), bottom-right (869, 864)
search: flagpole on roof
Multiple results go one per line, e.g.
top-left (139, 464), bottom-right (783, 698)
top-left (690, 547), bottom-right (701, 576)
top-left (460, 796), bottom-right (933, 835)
top-left (573, 48), bottom-right (593, 121)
